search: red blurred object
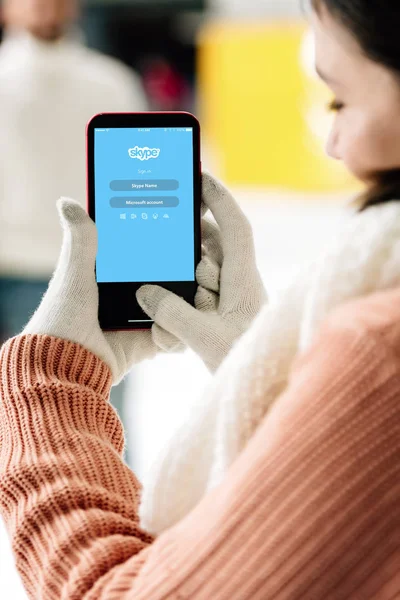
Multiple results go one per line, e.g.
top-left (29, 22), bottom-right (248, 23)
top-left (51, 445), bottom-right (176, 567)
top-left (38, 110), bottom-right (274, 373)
top-left (143, 58), bottom-right (190, 110)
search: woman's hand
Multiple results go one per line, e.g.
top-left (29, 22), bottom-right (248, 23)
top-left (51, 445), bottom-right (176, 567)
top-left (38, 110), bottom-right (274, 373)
top-left (23, 199), bottom-right (185, 384)
top-left (137, 173), bottom-right (267, 372)
top-left (23, 173), bottom-right (265, 381)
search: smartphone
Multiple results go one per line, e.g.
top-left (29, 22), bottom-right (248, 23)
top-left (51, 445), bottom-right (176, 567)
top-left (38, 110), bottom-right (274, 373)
top-left (87, 112), bottom-right (201, 330)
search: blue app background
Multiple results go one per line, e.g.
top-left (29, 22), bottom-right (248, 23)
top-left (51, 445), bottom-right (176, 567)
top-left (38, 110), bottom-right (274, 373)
top-left (94, 127), bottom-right (195, 283)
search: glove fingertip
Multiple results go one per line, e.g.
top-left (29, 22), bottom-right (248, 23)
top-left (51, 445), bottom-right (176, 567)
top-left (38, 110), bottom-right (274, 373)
top-left (58, 197), bottom-right (90, 226)
top-left (136, 285), bottom-right (157, 303)
top-left (136, 285), bottom-right (159, 316)
top-left (137, 285), bottom-right (186, 323)
top-left (201, 172), bottom-right (216, 195)
top-left (137, 284), bottom-right (156, 295)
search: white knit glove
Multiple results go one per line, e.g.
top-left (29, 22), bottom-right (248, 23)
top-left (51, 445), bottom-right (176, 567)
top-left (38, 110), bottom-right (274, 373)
top-left (23, 174), bottom-right (264, 381)
top-left (23, 200), bottom-right (185, 384)
top-left (137, 173), bottom-right (267, 372)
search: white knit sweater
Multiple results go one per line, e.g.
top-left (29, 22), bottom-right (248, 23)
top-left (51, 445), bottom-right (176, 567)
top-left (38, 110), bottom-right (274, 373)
top-left (0, 31), bottom-right (147, 278)
top-left (139, 199), bottom-right (400, 535)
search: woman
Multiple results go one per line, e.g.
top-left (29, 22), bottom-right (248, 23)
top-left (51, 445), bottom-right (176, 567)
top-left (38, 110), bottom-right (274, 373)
top-left (0, 1), bottom-right (400, 598)
top-left (140, 0), bottom-right (400, 534)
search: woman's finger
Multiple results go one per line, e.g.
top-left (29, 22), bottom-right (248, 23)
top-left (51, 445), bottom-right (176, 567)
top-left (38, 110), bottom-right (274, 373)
top-left (201, 173), bottom-right (253, 252)
top-left (152, 324), bottom-right (185, 353)
top-left (201, 201), bottom-right (209, 218)
top-left (195, 286), bottom-right (219, 312)
top-left (23, 198), bottom-right (100, 344)
top-left (57, 198), bottom-right (98, 272)
top-left (201, 217), bottom-right (223, 267)
top-left (136, 285), bottom-right (228, 371)
top-left (201, 173), bottom-right (260, 314)
top-left (196, 256), bottom-right (220, 293)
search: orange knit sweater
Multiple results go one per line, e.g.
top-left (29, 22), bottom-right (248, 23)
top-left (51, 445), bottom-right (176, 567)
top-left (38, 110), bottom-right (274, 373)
top-left (0, 289), bottom-right (400, 599)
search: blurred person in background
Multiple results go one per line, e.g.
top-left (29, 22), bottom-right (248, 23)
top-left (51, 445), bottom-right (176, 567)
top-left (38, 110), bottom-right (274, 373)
top-left (0, 0), bottom-right (147, 458)
top-left (1, 0), bottom-right (400, 598)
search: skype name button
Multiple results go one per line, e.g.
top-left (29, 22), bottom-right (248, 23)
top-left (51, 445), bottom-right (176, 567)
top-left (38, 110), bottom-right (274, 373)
top-left (109, 180), bottom-right (179, 191)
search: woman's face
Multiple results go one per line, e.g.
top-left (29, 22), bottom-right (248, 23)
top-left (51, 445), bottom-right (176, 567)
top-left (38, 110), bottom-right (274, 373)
top-left (311, 4), bottom-right (400, 183)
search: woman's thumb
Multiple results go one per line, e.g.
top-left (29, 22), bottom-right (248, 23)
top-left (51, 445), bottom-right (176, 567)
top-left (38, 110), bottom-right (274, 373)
top-left (57, 198), bottom-right (98, 264)
top-left (137, 285), bottom-right (230, 372)
top-left (58, 197), bottom-right (88, 226)
top-left (137, 285), bottom-right (210, 344)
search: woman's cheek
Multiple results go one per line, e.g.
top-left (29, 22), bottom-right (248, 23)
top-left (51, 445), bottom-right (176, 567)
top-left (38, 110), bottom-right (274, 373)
top-left (340, 120), bottom-right (379, 182)
top-left (341, 139), bottom-right (371, 182)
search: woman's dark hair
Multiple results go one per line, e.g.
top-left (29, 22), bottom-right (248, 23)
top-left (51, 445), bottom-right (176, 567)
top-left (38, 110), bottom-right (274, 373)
top-left (311, 0), bottom-right (400, 211)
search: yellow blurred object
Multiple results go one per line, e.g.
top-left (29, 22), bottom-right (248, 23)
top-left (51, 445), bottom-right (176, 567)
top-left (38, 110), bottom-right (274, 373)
top-left (198, 20), bottom-right (361, 193)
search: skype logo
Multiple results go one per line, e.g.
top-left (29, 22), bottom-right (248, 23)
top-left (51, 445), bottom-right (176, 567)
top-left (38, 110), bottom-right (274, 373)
top-left (128, 146), bottom-right (161, 161)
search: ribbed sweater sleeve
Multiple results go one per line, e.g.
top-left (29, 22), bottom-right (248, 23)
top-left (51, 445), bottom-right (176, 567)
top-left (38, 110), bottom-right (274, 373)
top-left (1, 304), bottom-right (399, 598)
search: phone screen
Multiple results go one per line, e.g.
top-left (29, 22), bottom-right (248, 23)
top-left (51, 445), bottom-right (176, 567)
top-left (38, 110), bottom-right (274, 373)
top-left (94, 127), bottom-right (195, 284)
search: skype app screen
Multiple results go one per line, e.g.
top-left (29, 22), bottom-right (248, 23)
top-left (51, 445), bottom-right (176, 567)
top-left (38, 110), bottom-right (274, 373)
top-left (94, 127), bottom-right (195, 283)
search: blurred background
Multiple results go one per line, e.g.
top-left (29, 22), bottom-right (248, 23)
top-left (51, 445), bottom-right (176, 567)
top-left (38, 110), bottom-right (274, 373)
top-left (0, 0), bottom-right (359, 597)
